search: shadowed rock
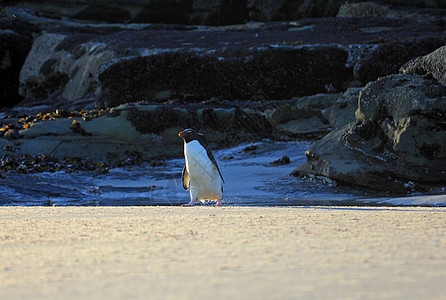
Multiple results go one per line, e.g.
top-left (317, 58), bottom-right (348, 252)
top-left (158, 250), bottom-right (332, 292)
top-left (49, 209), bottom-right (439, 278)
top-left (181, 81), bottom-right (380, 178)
top-left (354, 37), bottom-right (445, 84)
top-left (293, 73), bottom-right (446, 193)
top-left (0, 19), bottom-right (38, 108)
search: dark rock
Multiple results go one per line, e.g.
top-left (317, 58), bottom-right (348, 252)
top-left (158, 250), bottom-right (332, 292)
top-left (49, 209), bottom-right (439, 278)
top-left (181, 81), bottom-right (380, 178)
top-left (97, 47), bottom-right (350, 107)
top-left (338, 2), bottom-right (446, 19)
top-left (0, 19), bottom-right (38, 108)
top-left (400, 46), bottom-right (446, 86)
top-left (75, 4), bottom-right (132, 23)
top-left (243, 144), bottom-right (258, 152)
top-left (271, 155), bottom-right (290, 166)
top-left (3, 0), bottom-right (446, 26)
top-left (133, 0), bottom-right (193, 24)
top-left (381, 0), bottom-right (446, 8)
top-left (126, 106), bottom-right (195, 134)
top-left (192, 0), bottom-right (249, 26)
top-left (70, 120), bottom-right (91, 136)
top-left (293, 74), bottom-right (446, 193)
top-left (248, 0), bottom-right (350, 22)
top-left (355, 37), bottom-right (445, 84)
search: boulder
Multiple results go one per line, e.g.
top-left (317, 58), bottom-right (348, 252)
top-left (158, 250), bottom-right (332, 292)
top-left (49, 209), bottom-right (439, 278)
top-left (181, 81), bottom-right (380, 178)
top-left (354, 37), bottom-right (445, 84)
top-left (293, 74), bottom-right (446, 192)
top-left (265, 93), bottom-right (340, 137)
top-left (400, 46), bottom-right (446, 86)
top-left (322, 88), bottom-right (360, 128)
top-left (18, 32), bottom-right (117, 105)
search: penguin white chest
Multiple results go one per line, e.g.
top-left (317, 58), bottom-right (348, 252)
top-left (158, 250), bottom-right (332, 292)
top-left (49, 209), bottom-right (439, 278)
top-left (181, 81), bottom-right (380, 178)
top-left (184, 140), bottom-right (222, 200)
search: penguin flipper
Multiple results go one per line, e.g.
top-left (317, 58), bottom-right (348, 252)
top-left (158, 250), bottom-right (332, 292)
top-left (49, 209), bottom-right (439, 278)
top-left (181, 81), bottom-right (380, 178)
top-left (206, 149), bottom-right (225, 183)
top-left (182, 165), bottom-right (189, 191)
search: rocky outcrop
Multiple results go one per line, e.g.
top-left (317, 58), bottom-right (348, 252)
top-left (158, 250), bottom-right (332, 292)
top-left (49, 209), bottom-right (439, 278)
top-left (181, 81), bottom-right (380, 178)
top-left (401, 46), bottom-right (446, 86)
top-left (354, 37), bottom-right (445, 84)
top-left (0, 92), bottom-right (361, 161)
top-left (2, 1), bottom-right (446, 188)
top-left (13, 5), bottom-right (445, 109)
top-left (0, 105), bottom-right (196, 161)
top-left (293, 74), bottom-right (446, 193)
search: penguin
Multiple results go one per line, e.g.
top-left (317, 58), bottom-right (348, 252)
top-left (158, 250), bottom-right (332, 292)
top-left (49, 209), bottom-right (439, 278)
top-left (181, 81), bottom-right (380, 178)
top-left (178, 129), bottom-right (224, 206)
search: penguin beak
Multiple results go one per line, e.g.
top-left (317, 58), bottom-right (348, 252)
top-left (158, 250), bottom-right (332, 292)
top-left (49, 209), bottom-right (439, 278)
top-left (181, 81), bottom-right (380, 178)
top-left (178, 131), bottom-right (185, 137)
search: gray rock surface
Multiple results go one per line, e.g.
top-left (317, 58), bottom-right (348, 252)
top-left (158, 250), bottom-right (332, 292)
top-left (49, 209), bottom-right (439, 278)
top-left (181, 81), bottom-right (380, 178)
top-left (293, 74), bottom-right (446, 192)
top-left (401, 46), bottom-right (446, 86)
top-left (322, 88), bottom-right (360, 129)
top-left (265, 93), bottom-right (340, 137)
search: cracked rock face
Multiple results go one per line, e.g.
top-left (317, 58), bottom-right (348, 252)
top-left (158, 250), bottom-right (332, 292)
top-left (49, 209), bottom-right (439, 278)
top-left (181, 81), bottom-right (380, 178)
top-left (18, 33), bottom-right (117, 105)
top-left (293, 74), bottom-right (446, 193)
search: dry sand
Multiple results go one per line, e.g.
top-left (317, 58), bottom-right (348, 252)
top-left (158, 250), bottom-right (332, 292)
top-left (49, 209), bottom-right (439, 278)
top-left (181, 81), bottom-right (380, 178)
top-left (0, 206), bottom-right (445, 299)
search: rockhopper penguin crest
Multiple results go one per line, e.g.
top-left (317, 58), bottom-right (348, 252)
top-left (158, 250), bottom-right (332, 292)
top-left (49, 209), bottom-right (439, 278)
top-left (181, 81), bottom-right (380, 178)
top-left (178, 129), bottom-right (224, 206)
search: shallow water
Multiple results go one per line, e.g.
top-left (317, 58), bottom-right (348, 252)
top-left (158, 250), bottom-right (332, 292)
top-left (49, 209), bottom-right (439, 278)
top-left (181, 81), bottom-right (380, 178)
top-left (1, 141), bottom-right (445, 206)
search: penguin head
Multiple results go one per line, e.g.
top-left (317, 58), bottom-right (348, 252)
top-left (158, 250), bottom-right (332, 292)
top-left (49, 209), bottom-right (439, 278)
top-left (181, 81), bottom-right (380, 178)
top-left (178, 128), bottom-right (206, 144)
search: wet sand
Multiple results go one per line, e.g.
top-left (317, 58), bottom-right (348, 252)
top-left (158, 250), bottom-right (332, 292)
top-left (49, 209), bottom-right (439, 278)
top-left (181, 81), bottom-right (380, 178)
top-left (0, 206), bottom-right (445, 299)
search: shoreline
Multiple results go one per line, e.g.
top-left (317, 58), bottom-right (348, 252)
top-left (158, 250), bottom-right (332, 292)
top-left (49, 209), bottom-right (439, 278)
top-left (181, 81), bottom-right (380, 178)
top-left (1, 206), bottom-right (445, 299)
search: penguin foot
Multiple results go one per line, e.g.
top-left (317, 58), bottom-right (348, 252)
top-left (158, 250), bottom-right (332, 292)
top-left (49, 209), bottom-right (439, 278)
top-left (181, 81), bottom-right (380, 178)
top-left (183, 199), bottom-right (197, 207)
top-left (215, 200), bottom-right (222, 207)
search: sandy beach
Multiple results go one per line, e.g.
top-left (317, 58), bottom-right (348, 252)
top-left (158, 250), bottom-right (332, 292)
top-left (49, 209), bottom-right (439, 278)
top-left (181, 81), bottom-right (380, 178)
top-left (0, 206), bottom-right (445, 299)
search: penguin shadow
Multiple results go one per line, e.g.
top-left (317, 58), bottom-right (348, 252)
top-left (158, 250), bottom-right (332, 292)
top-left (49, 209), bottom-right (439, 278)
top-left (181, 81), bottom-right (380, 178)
top-left (161, 173), bottom-right (188, 206)
top-left (161, 168), bottom-right (219, 206)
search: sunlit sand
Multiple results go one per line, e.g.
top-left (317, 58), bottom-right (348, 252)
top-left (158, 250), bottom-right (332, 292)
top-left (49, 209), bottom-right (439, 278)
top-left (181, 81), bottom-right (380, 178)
top-left (1, 206), bottom-right (445, 299)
